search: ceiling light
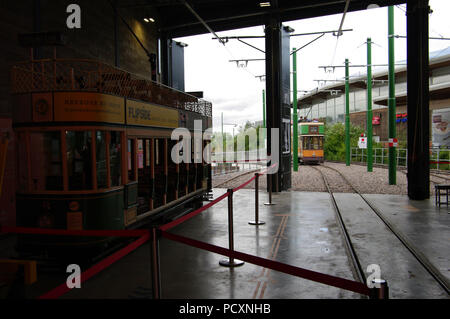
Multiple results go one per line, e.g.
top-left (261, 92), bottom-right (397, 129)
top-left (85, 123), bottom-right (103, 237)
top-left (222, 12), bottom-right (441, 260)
top-left (259, 2), bottom-right (271, 7)
top-left (143, 17), bottom-right (155, 23)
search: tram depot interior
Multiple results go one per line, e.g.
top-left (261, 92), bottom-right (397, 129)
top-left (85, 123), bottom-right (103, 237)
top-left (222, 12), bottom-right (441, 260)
top-left (0, 0), bottom-right (449, 301)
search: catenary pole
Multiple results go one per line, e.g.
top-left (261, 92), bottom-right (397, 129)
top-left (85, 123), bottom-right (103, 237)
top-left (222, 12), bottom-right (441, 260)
top-left (293, 48), bottom-right (299, 171)
top-left (345, 59), bottom-right (351, 166)
top-left (388, 6), bottom-right (397, 184)
top-left (367, 38), bottom-right (373, 172)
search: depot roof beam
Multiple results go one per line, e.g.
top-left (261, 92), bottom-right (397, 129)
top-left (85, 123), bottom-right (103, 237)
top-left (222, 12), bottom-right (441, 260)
top-left (182, 0), bottom-right (227, 45)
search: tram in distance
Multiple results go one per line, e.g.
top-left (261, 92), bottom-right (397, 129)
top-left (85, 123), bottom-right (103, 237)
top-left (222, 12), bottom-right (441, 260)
top-left (10, 57), bottom-right (212, 257)
top-left (296, 122), bottom-right (325, 164)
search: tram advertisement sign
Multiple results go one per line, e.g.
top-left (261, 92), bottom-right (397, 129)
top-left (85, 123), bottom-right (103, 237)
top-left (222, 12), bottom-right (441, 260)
top-left (126, 100), bottom-right (179, 128)
top-left (54, 92), bottom-right (125, 124)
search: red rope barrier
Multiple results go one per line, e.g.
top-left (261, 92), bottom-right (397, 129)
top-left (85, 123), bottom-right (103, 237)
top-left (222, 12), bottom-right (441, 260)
top-left (38, 232), bottom-right (150, 299)
top-left (159, 191), bottom-right (230, 231)
top-left (161, 231), bottom-right (370, 296)
top-left (233, 174), bottom-right (257, 192)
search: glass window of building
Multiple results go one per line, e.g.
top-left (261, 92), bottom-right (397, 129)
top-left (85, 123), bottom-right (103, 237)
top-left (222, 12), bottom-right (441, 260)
top-left (66, 131), bottom-right (92, 190)
top-left (348, 91), bottom-right (355, 112)
top-left (354, 90), bottom-right (365, 112)
top-left (319, 102), bottom-right (326, 119)
top-left (335, 96), bottom-right (344, 123)
top-left (432, 66), bottom-right (450, 85)
top-left (326, 99), bottom-right (336, 123)
top-left (29, 131), bottom-right (63, 191)
top-left (312, 104), bottom-right (318, 119)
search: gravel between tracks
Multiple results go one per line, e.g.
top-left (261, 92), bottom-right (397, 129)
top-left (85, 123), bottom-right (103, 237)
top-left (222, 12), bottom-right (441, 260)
top-left (213, 162), bottom-right (448, 195)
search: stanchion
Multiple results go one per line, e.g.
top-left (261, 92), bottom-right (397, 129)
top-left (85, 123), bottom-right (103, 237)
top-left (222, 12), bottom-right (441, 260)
top-left (219, 188), bottom-right (245, 267)
top-left (249, 173), bottom-right (265, 225)
top-left (264, 173), bottom-right (275, 206)
top-left (369, 279), bottom-right (389, 299)
top-left (150, 226), bottom-right (161, 299)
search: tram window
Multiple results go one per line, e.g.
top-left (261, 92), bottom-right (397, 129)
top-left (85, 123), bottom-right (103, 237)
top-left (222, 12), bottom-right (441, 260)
top-left (96, 131), bottom-right (107, 189)
top-left (155, 139), bottom-right (159, 165)
top-left (128, 138), bottom-right (136, 182)
top-left (303, 137), bottom-right (310, 150)
top-left (110, 132), bottom-right (122, 187)
top-left (312, 137), bottom-right (320, 150)
top-left (29, 132), bottom-right (63, 191)
top-left (66, 131), bottom-right (92, 190)
top-left (145, 140), bottom-right (150, 167)
top-left (137, 139), bottom-right (144, 169)
top-left (310, 126), bottom-right (319, 134)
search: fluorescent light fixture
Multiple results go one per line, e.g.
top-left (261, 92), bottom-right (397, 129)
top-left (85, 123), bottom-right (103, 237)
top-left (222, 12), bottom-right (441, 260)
top-left (143, 17), bottom-right (155, 23)
top-left (259, 2), bottom-right (271, 7)
top-left (143, 18), bottom-right (150, 22)
top-left (367, 4), bottom-right (380, 9)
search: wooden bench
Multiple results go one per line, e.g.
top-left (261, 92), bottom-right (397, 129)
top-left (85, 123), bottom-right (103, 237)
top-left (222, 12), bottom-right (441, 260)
top-left (435, 184), bottom-right (450, 207)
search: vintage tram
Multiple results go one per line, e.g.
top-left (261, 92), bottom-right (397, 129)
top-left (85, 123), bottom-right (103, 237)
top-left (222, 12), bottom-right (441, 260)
top-left (297, 122), bottom-right (324, 164)
top-left (10, 58), bottom-right (212, 257)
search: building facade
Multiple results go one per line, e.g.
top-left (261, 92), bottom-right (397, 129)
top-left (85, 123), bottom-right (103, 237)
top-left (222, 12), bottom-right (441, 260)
top-left (297, 47), bottom-right (450, 147)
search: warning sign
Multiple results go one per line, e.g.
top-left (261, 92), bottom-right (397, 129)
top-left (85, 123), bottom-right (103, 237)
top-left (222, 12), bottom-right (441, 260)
top-left (358, 137), bottom-right (367, 149)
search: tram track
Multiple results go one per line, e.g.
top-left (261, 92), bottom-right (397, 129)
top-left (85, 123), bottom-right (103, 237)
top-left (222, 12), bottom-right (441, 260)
top-left (312, 164), bottom-right (450, 295)
top-left (213, 169), bottom-right (260, 188)
top-left (310, 165), bottom-right (366, 296)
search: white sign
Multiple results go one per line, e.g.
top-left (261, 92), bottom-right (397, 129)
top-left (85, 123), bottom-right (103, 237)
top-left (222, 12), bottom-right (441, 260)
top-left (358, 137), bottom-right (367, 149)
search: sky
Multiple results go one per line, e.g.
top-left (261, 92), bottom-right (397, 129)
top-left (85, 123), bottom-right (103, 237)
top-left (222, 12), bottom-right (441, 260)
top-left (175, 1), bottom-right (450, 134)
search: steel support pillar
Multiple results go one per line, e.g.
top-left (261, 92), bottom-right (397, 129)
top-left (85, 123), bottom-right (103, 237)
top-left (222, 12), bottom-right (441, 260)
top-left (265, 17), bottom-right (292, 192)
top-left (407, 0), bottom-right (430, 200)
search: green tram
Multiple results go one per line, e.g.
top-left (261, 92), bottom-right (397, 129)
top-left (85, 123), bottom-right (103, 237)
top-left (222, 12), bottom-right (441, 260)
top-left (10, 58), bottom-right (212, 257)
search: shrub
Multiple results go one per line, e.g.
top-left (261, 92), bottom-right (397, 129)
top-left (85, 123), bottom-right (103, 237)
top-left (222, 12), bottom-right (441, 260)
top-left (324, 123), bottom-right (364, 161)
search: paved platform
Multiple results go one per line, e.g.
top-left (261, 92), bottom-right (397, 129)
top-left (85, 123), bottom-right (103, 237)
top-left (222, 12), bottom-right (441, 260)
top-left (14, 188), bottom-right (450, 299)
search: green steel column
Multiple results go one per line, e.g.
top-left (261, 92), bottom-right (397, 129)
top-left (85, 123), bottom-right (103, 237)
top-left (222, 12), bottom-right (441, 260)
top-left (345, 59), bottom-right (351, 166)
top-left (367, 38), bottom-right (373, 172)
top-left (388, 6), bottom-right (397, 184)
top-left (293, 48), bottom-right (298, 171)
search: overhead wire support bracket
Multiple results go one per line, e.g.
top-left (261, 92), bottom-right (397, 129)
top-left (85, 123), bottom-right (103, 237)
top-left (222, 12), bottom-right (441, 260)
top-left (291, 33), bottom-right (325, 55)
top-left (237, 38), bottom-right (265, 53)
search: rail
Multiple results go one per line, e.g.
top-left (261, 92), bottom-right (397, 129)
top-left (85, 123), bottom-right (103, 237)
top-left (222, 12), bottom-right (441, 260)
top-left (11, 58), bottom-right (212, 118)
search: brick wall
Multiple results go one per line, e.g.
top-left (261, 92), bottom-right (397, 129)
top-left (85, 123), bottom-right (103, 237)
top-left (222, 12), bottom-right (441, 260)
top-left (350, 108), bottom-right (407, 142)
top-left (0, 0), bottom-right (160, 117)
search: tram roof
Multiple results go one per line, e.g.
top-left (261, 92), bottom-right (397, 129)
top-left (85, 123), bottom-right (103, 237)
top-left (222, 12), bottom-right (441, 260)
top-left (118, 0), bottom-right (405, 38)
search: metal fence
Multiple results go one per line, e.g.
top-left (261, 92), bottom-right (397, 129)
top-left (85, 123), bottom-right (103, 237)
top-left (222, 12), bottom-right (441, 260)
top-left (350, 147), bottom-right (450, 171)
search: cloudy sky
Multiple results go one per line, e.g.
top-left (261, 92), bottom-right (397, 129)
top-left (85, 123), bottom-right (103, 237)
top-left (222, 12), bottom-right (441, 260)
top-left (175, 1), bottom-right (450, 134)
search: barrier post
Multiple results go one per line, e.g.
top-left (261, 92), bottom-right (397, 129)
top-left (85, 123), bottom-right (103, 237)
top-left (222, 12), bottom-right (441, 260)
top-left (150, 227), bottom-right (161, 299)
top-left (369, 279), bottom-right (389, 299)
top-left (249, 173), bottom-right (265, 225)
top-left (264, 173), bottom-right (275, 206)
top-left (219, 189), bottom-right (245, 267)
